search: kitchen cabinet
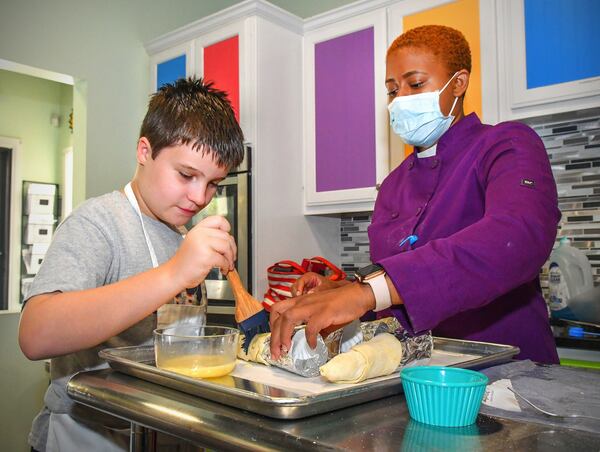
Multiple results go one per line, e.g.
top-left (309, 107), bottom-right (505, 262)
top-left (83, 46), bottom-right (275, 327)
top-left (385, 0), bottom-right (600, 129)
top-left (146, 0), bottom-right (600, 219)
top-left (146, 1), bottom-right (341, 299)
top-left (148, 28), bottom-right (243, 129)
top-left (149, 19), bottom-right (246, 133)
top-left (302, 0), bottom-right (486, 213)
top-left (198, 34), bottom-right (240, 122)
top-left (192, 20), bottom-right (245, 133)
top-left (146, 7), bottom-right (270, 144)
top-left (484, 0), bottom-right (600, 121)
top-left (149, 41), bottom-right (194, 91)
top-left (303, 8), bottom-right (389, 215)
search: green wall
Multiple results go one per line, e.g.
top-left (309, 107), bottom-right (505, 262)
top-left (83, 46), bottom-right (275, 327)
top-left (0, 69), bottom-right (72, 183)
top-left (0, 69), bottom-right (73, 309)
top-left (0, 1), bottom-right (356, 450)
top-left (0, 314), bottom-right (48, 452)
top-left (0, 69), bottom-right (72, 452)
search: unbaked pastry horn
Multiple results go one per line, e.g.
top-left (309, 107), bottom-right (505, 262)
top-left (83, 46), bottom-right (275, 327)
top-left (238, 332), bottom-right (270, 365)
top-left (319, 333), bottom-right (403, 383)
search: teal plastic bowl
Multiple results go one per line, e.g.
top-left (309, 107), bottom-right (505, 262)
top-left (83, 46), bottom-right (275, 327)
top-left (401, 366), bottom-right (489, 427)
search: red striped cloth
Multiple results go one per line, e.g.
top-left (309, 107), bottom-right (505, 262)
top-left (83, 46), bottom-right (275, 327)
top-left (262, 257), bottom-right (346, 310)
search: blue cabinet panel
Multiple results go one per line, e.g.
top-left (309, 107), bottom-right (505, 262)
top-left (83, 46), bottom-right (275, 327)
top-left (156, 54), bottom-right (186, 90)
top-left (524, 0), bottom-right (600, 89)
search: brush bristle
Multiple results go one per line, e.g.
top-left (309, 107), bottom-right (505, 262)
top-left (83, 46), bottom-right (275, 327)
top-left (239, 309), bottom-right (270, 352)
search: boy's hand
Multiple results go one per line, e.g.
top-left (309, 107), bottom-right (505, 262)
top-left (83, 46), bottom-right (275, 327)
top-left (167, 216), bottom-right (237, 289)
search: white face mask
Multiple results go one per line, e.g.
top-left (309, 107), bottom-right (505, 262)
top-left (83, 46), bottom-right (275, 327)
top-left (387, 73), bottom-right (459, 149)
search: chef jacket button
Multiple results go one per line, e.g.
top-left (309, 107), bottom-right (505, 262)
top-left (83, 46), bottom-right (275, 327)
top-left (408, 161), bottom-right (415, 170)
top-left (431, 158), bottom-right (439, 168)
top-left (391, 212), bottom-right (399, 219)
top-left (416, 207), bottom-right (422, 215)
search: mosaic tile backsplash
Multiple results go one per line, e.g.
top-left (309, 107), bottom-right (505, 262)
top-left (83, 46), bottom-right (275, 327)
top-left (340, 214), bottom-right (372, 275)
top-left (524, 108), bottom-right (600, 292)
top-left (340, 107), bottom-right (600, 298)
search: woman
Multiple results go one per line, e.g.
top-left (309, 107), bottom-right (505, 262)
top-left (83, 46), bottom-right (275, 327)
top-left (270, 25), bottom-right (560, 364)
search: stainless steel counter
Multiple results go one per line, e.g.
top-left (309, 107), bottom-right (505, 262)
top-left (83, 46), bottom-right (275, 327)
top-left (68, 369), bottom-right (600, 451)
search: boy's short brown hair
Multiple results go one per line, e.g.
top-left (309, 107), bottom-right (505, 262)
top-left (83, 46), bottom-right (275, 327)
top-left (140, 77), bottom-right (244, 169)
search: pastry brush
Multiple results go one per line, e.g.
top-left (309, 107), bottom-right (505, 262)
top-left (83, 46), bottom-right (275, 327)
top-left (226, 269), bottom-right (270, 352)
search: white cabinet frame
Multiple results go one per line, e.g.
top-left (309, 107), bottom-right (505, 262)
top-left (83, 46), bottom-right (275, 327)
top-left (194, 18), bottom-right (257, 143)
top-left (494, 0), bottom-right (600, 120)
top-left (303, 9), bottom-right (389, 214)
top-left (149, 41), bottom-right (196, 94)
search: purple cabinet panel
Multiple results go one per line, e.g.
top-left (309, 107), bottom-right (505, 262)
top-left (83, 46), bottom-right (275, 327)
top-left (315, 27), bottom-right (376, 192)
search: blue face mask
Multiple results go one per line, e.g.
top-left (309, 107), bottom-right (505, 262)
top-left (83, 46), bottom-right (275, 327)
top-left (387, 73), bottom-right (459, 149)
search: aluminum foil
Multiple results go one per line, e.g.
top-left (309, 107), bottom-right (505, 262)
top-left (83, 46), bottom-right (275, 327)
top-left (323, 317), bottom-right (433, 366)
top-left (239, 318), bottom-right (432, 378)
top-left (239, 329), bottom-right (328, 378)
top-left (266, 329), bottom-right (328, 377)
top-left (395, 325), bottom-right (434, 366)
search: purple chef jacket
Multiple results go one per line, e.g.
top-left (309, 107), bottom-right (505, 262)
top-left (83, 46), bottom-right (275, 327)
top-left (369, 113), bottom-right (560, 364)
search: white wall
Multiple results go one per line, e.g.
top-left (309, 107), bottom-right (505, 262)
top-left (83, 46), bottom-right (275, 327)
top-left (253, 17), bottom-right (341, 297)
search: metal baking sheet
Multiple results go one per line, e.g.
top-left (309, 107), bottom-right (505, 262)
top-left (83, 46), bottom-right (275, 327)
top-left (98, 337), bottom-right (518, 419)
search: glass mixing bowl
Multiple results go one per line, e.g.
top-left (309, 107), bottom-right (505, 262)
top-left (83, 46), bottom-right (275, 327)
top-left (154, 325), bottom-right (239, 379)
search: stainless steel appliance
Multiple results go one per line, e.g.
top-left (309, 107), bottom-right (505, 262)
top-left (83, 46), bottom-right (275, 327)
top-left (190, 144), bottom-right (251, 326)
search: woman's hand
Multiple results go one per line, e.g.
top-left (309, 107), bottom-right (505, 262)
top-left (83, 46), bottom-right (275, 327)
top-left (269, 282), bottom-right (376, 359)
top-left (291, 272), bottom-right (343, 296)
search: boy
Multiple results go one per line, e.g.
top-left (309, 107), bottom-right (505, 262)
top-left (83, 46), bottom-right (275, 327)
top-left (19, 78), bottom-right (244, 451)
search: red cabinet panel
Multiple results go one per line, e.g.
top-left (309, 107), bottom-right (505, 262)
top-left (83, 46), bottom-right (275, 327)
top-left (204, 36), bottom-right (240, 122)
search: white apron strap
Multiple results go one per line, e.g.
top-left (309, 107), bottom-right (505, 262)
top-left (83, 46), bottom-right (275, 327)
top-left (124, 182), bottom-right (159, 268)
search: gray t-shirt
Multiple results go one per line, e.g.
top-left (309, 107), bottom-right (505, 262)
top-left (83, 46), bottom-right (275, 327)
top-left (25, 190), bottom-right (184, 449)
